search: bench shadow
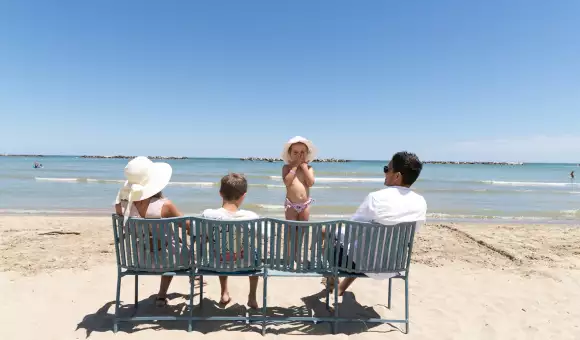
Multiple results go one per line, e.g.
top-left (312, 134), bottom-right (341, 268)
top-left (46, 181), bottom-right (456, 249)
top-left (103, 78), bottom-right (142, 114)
top-left (77, 290), bottom-right (398, 337)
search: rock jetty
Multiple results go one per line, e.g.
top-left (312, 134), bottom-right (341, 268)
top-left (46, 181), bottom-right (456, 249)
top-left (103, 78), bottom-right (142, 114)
top-left (240, 157), bottom-right (350, 163)
top-left (80, 155), bottom-right (189, 160)
top-left (424, 161), bottom-right (523, 165)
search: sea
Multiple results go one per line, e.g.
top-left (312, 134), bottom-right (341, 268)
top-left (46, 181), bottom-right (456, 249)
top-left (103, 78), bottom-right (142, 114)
top-left (1, 156), bottom-right (580, 223)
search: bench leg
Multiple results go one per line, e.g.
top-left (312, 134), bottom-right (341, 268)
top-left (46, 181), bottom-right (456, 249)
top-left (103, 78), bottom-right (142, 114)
top-left (188, 275), bottom-right (194, 332)
top-left (134, 275), bottom-right (139, 309)
top-left (332, 274), bottom-right (339, 334)
top-left (404, 277), bottom-right (409, 334)
top-left (114, 273), bottom-right (121, 333)
top-left (262, 272), bottom-right (268, 336)
top-left (387, 277), bottom-right (392, 309)
top-left (325, 278), bottom-right (330, 310)
top-left (199, 275), bottom-right (204, 308)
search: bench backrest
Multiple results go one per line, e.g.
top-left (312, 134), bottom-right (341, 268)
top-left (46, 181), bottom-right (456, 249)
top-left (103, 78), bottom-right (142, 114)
top-left (337, 221), bottom-right (416, 274)
top-left (112, 215), bottom-right (192, 272)
top-left (112, 215), bottom-right (417, 275)
top-left (263, 219), bottom-right (340, 273)
top-left (192, 217), bottom-right (265, 272)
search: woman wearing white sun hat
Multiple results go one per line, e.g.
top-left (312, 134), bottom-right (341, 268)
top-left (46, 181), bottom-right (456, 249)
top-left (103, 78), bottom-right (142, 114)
top-left (114, 156), bottom-right (196, 307)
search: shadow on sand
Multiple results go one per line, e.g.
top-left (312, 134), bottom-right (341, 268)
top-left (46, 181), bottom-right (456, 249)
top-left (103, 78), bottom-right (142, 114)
top-left (77, 290), bottom-right (399, 337)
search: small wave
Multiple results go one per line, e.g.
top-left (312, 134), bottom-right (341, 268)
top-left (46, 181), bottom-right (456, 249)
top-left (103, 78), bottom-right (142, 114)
top-left (168, 181), bottom-right (215, 187)
top-left (250, 204), bottom-right (285, 211)
top-left (482, 180), bottom-right (572, 187)
top-left (248, 183), bottom-right (334, 189)
top-left (560, 209), bottom-right (579, 217)
top-left (427, 213), bottom-right (551, 221)
top-left (35, 177), bottom-right (215, 187)
top-left (35, 177), bottom-right (81, 182)
top-left (269, 176), bottom-right (383, 183)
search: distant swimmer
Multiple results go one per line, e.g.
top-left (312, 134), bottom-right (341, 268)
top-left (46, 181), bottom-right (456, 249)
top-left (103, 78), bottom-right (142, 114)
top-left (571, 171), bottom-right (575, 180)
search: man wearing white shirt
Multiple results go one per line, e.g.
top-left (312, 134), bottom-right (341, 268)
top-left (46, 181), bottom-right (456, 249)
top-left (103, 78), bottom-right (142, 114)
top-left (336, 151), bottom-right (426, 296)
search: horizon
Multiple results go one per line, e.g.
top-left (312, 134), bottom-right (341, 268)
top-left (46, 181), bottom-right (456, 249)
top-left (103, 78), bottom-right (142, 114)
top-left (2, 153), bottom-right (578, 165)
top-left (2, 1), bottom-right (580, 162)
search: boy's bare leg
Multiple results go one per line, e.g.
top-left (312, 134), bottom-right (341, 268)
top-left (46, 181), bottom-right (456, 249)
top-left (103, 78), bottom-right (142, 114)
top-left (247, 276), bottom-right (259, 309)
top-left (337, 277), bottom-right (356, 296)
top-left (157, 276), bottom-right (173, 300)
top-left (219, 276), bottom-right (231, 305)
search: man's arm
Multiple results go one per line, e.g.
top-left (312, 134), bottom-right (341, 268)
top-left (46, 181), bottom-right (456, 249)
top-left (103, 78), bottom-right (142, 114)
top-left (351, 193), bottom-right (375, 222)
top-left (282, 164), bottom-right (299, 187)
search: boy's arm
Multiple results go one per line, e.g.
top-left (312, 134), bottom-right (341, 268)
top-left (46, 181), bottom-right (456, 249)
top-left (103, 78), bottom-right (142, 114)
top-left (301, 163), bottom-right (315, 187)
top-left (282, 164), bottom-right (299, 187)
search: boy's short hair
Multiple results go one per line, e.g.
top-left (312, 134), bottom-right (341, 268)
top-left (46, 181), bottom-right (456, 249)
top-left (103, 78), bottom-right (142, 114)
top-left (220, 173), bottom-right (248, 201)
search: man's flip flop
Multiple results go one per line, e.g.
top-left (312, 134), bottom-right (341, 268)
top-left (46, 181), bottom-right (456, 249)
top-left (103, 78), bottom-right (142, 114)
top-left (155, 297), bottom-right (168, 307)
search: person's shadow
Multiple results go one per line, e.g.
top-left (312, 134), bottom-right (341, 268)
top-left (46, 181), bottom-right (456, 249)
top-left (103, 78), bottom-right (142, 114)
top-left (77, 290), bottom-right (398, 336)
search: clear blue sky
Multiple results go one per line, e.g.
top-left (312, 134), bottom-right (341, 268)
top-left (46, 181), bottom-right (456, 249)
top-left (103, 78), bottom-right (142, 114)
top-left (1, 0), bottom-right (579, 162)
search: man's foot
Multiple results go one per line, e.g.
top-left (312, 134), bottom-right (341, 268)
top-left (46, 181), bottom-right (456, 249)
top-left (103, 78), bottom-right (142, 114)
top-left (219, 293), bottom-right (231, 306)
top-left (247, 297), bottom-right (259, 309)
top-left (155, 296), bottom-right (168, 307)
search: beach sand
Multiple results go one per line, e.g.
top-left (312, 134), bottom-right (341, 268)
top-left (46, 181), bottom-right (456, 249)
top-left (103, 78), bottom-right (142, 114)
top-left (1, 216), bottom-right (579, 339)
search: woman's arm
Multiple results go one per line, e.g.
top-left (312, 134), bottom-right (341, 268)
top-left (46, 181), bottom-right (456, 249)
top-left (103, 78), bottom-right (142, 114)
top-left (115, 203), bottom-right (123, 215)
top-left (162, 200), bottom-right (191, 234)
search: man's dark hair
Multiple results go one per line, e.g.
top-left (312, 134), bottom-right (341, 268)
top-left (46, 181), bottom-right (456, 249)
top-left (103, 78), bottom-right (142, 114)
top-left (391, 151), bottom-right (423, 186)
top-left (220, 173), bottom-right (248, 201)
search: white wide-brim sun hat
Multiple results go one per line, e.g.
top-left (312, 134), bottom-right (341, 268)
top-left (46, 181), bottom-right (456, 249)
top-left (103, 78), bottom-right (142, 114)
top-left (115, 156), bottom-right (172, 222)
top-left (281, 136), bottom-right (317, 164)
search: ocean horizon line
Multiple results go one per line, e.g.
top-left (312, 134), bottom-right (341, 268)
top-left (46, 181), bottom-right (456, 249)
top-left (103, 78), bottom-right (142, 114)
top-left (1, 153), bottom-right (568, 164)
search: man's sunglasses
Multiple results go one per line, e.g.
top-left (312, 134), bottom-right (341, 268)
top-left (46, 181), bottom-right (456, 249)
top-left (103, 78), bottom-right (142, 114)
top-left (383, 166), bottom-right (389, 173)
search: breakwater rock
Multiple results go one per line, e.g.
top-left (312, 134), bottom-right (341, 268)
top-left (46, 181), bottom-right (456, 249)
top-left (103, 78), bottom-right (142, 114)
top-left (0, 154), bottom-right (44, 157)
top-left (424, 161), bottom-right (523, 165)
top-left (80, 155), bottom-right (189, 160)
top-left (240, 157), bottom-right (350, 163)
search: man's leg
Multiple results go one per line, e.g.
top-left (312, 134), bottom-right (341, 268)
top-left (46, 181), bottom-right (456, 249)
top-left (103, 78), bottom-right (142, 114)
top-left (156, 276), bottom-right (173, 306)
top-left (247, 276), bottom-right (259, 309)
top-left (337, 277), bottom-right (356, 296)
top-left (219, 276), bottom-right (231, 305)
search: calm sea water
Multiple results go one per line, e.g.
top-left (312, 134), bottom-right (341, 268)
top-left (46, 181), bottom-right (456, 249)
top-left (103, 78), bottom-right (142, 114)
top-left (1, 156), bottom-right (580, 222)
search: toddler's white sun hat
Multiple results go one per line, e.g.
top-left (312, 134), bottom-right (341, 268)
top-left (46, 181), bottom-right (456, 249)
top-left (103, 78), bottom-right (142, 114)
top-left (281, 136), bottom-right (317, 164)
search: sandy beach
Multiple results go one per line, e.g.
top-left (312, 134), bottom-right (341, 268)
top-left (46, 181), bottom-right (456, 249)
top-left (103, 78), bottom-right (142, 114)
top-left (1, 216), bottom-right (579, 340)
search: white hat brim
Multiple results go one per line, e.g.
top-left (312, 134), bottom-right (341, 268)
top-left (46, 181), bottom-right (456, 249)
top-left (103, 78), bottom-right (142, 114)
top-left (281, 137), bottom-right (317, 164)
top-left (116, 162), bottom-right (172, 203)
top-left (137, 162), bottom-right (172, 201)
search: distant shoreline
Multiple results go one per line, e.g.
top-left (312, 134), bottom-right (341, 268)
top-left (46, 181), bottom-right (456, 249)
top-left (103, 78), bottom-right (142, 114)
top-left (0, 154), bottom-right (525, 165)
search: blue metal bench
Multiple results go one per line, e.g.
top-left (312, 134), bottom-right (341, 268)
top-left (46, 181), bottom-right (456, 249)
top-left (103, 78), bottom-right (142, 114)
top-left (111, 215), bottom-right (417, 334)
top-left (111, 215), bottom-right (195, 332)
top-left (334, 220), bottom-right (417, 333)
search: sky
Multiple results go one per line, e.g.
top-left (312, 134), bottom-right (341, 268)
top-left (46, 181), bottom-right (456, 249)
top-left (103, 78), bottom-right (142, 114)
top-left (1, 0), bottom-right (579, 162)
